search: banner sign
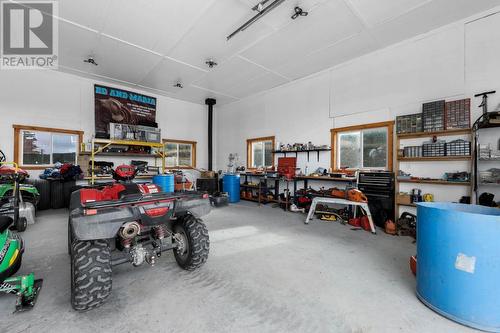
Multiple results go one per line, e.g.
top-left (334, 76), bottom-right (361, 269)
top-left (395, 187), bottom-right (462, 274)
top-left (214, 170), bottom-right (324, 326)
top-left (94, 84), bottom-right (157, 138)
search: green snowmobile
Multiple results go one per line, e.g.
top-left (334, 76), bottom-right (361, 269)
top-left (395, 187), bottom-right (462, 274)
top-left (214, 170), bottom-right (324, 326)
top-left (0, 160), bottom-right (42, 311)
top-left (0, 215), bottom-right (42, 312)
top-left (0, 151), bottom-right (39, 228)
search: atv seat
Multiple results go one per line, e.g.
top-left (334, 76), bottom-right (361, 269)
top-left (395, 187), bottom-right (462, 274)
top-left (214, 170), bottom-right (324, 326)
top-left (0, 215), bottom-right (13, 233)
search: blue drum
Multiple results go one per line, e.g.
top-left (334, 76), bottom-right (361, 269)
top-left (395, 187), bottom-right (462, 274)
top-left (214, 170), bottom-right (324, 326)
top-left (416, 202), bottom-right (500, 332)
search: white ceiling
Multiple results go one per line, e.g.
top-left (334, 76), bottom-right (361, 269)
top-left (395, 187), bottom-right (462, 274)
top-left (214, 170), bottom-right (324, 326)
top-left (18, 0), bottom-right (500, 105)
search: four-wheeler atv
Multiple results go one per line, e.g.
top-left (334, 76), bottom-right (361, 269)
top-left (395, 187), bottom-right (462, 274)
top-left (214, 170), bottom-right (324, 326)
top-left (0, 159), bottom-right (38, 231)
top-left (0, 215), bottom-right (42, 311)
top-left (68, 165), bottom-right (211, 311)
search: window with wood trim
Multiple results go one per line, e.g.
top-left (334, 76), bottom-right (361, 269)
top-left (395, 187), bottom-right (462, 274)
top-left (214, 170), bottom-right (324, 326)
top-left (331, 121), bottom-right (394, 171)
top-left (13, 125), bottom-right (83, 169)
top-left (163, 139), bottom-right (197, 169)
top-left (247, 136), bottom-right (275, 169)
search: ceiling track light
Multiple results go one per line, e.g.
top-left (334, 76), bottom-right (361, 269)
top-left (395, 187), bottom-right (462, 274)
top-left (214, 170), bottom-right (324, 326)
top-left (291, 6), bottom-right (308, 20)
top-left (83, 56), bottom-right (98, 66)
top-left (252, 0), bottom-right (270, 12)
top-left (227, 0), bottom-right (286, 40)
top-left (205, 59), bottom-right (218, 68)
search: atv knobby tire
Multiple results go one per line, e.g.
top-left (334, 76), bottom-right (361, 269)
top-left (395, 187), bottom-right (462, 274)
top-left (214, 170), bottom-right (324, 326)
top-left (173, 215), bottom-right (209, 270)
top-left (71, 240), bottom-right (112, 311)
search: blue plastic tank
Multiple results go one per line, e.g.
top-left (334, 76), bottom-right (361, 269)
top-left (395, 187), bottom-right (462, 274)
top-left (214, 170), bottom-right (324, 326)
top-left (416, 202), bottom-right (500, 332)
top-left (222, 174), bottom-right (240, 203)
top-left (152, 174), bottom-right (174, 193)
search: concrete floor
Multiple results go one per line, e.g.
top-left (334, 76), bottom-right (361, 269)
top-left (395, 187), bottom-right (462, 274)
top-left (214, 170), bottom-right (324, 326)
top-left (0, 202), bottom-right (477, 333)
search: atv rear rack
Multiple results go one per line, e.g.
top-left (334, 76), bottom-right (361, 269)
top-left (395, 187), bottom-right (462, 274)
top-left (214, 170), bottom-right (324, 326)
top-left (81, 191), bottom-right (207, 210)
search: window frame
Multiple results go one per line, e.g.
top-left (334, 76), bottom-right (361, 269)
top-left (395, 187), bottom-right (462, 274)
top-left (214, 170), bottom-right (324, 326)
top-left (246, 136), bottom-right (275, 170)
top-left (162, 139), bottom-right (197, 169)
top-left (13, 124), bottom-right (83, 170)
top-left (330, 121), bottom-right (394, 171)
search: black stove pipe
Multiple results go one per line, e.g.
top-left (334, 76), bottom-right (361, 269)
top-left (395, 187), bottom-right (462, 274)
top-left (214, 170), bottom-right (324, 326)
top-left (205, 98), bottom-right (216, 171)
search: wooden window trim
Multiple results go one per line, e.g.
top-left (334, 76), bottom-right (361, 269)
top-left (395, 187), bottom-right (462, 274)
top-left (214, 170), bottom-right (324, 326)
top-left (330, 121), bottom-right (394, 172)
top-left (246, 136), bottom-right (275, 170)
top-left (162, 139), bottom-right (197, 169)
top-left (13, 124), bottom-right (84, 170)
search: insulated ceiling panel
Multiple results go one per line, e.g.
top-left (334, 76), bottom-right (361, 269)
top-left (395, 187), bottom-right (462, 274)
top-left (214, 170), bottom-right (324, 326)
top-left (58, 20), bottom-right (101, 74)
top-left (241, 0), bottom-right (364, 71)
top-left (346, 0), bottom-right (431, 27)
top-left (88, 35), bottom-right (163, 84)
top-left (57, 0), bottom-right (112, 30)
top-left (140, 57), bottom-right (207, 94)
top-left (101, 0), bottom-right (214, 55)
top-left (276, 31), bottom-right (378, 79)
top-left (191, 56), bottom-right (272, 94)
top-left (223, 71), bottom-right (289, 98)
top-left (168, 0), bottom-right (275, 69)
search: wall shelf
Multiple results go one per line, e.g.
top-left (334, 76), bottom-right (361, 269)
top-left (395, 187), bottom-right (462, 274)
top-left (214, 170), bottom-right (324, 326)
top-left (272, 148), bottom-right (331, 162)
top-left (397, 179), bottom-right (471, 186)
top-left (398, 156), bottom-right (471, 162)
top-left (397, 128), bottom-right (471, 139)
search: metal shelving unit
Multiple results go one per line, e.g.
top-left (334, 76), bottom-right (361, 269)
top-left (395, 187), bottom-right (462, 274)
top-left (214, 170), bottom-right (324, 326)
top-left (88, 138), bottom-right (165, 184)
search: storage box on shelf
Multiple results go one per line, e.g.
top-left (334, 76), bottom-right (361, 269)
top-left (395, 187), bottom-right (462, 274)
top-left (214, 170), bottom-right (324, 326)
top-left (423, 100), bottom-right (445, 132)
top-left (445, 98), bottom-right (471, 130)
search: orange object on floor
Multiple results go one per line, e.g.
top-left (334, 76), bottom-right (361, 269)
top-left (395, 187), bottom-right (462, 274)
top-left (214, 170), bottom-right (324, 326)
top-left (385, 219), bottom-right (397, 235)
top-left (410, 255), bottom-right (417, 276)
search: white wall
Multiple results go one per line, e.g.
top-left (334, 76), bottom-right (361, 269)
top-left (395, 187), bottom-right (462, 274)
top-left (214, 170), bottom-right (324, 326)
top-left (216, 9), bottom-right (500, 207)
top-left (0, 70), bottom-right (208, 176)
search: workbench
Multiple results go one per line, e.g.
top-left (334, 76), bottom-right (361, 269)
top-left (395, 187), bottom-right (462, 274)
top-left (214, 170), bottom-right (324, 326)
top-left (292, 175), bottom-right (357, 200)
top-left (305, 197), bottom-right (376, 234)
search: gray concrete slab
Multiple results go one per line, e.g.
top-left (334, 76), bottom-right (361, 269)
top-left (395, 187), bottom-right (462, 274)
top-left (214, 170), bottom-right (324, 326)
top-left (0, 202), bottom-right (477, 333)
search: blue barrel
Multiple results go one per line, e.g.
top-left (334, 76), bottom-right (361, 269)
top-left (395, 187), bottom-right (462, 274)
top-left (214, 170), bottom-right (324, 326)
top-left (223, 174), bottom-right (240, 203)
top-left (152, 174), bottom-right (174, 193)
top-left (416, 202), bottom-right (500, 332)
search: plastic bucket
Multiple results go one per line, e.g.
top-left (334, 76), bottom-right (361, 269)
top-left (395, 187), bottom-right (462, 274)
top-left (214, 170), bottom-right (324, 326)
top-left (152, 174), bottom-right (174, 193)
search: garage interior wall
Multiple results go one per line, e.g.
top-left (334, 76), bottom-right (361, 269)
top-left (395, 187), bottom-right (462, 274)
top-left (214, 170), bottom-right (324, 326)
top-left (0, 70), bottom-right (209, 174)
top-left (215, 9), bottom-right (500, 204)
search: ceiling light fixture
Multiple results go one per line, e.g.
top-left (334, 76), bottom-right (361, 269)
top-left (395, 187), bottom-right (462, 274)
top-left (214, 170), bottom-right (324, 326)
top-left (227, 0), bottom-right (286, 40)
top-left (252, 0), bottom-right (270, 12)
top-left (83, 57), bottom-right (98, 66)
top-left (291, 6), bottom-right (308, 19)
top-left (173, 81), bottom-right (184, 89)
top-left (205, 59), bottom-right (218, 68)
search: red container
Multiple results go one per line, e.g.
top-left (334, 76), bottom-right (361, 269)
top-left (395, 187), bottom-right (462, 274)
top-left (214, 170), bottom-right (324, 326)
top-left (348, 217), bottom-right (361, 227)
top-left (360, 216), bottom-right (371, 231)
top-left (278, 157), bottom-right (296, 179)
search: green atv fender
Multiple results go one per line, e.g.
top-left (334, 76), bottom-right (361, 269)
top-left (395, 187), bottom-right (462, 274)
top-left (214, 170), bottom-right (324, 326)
top-left (0, 183), bottom-right (40, 204)
top-left (0, 229), bottom-right (22, 272)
